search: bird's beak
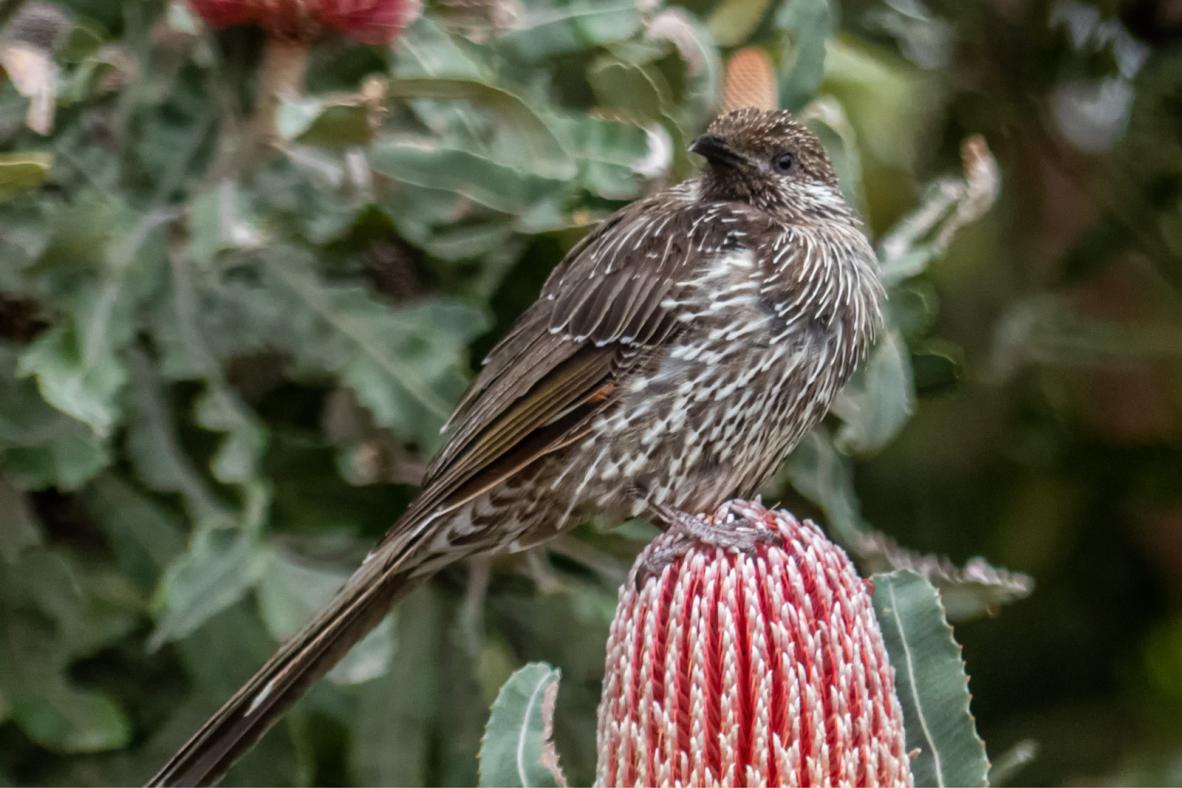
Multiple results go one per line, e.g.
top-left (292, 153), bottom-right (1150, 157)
top-left (690, 134), bottom-right (747, 169)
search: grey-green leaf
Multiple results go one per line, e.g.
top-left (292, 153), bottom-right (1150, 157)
top-left (0, 346), bottom-right (111, 490)
top-left (386, 78), bottom-right (575, 178)
top-left (707, 0), bottom-right (774, 47)
top-left (478, 662), bottom-right (567, 788)
top-left (774, 0), bottom-right (833, 110)
top-left (256, 549), bottom-right (393, 685)
top-left (872, 570), bottom-right (990, 787)
top-left (780, 427), bottom-right (866, 545)
top-left (857, 533), bottom-right (1034, 623)
top-left (833, 329), bottom-right (915, 456)
top-left (498, 1), bottom-right (642, 63)
top-left (148, 525), bottom-right (269, 651)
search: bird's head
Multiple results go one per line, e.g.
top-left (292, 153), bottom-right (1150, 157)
top-left (691, 108), bottom-right (849, 221)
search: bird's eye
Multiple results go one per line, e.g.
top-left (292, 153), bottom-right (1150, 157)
top-left (772, 152), bottom-right (797, 174)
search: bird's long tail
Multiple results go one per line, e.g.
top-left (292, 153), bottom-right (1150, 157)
top-left (147, 513), bottom-right (441, 787)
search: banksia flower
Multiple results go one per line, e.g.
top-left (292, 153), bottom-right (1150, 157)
top-left (187, 0), bottom-right (416, 44)
top-left (597, 500), bottom-right (912, 787)
top-left (187, 0), bottom-right (417, 154)
top-left (722, 47), bottom-right (778, 113)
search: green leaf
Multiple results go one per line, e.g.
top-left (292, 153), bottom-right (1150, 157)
top-left (17, 207), bottom-right (170, 437)
top-left (0, 345), bottom-right (110, 490)
top-left (780, 427), bottom-right (866, 544)
top-left (497, 0), bottom-right (642, 62)
top-left (871, 570), bottom-right (990, 787)
top-left (478, 662), bottom-right (566, 788)
top-left (878, 136), bottom-right (1000, 285)
top-left (371, 140), bottom-right (569, 217)
top-left (587, 58), bottom-right (672, 125)
top-left (394, 17), bottom-right (487, 79)
top-left (774, 0), bottom-right (833, 110)
top-left (194, 385), bottom-right (267, 486)
top-left (256, 550), bottom-right (393, 685)
top-left (647, 9), bottom-right (723, 129)
top-left (708, 0), bottom-right (774, 47)
top-left (548, 112), bottom-right (654, 200)
top-left (387, 78), bottom-right (575, 178)
top-left (82, 474), bottom-right (186, 593)
top-left (833, 330), bottom-right (915, 456)
top-left (260, 253), bottom-right (488, 450)
top-left (0, 152), bottom-right (52, 199)
top-left (148, 520), bottom-right (270, 651)
top-left (0, 477), bottom-right (42, 562)
top-left (0, 550), bottom-right (133, 753)
top-left (350, 587), bottom-right (442, 786)
top-left (124, 349), bottom-right (228, 521)
top-left (277, 95), bottom-right (372, 147)
top-left (856, 532), bottom-right (1034, 623)
top-left (804, 97), bottom-right (867, 215)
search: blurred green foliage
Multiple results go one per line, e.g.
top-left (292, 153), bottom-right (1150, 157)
top-left (1, 0), bottom-right (1180, 785)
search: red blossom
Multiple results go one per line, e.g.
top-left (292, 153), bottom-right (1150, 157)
top-left (187, 0), bottom-right (415, 44)
top-left (597, 500), bottom-right (912, 787)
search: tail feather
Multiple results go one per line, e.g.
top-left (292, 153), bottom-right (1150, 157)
top-left (147, 543), bottom-right (429, 786)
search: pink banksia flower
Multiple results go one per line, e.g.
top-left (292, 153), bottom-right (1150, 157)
top-left (188, 0), bottom-right (416, 44)
top-left (597, 500), bottom-right (912, 787)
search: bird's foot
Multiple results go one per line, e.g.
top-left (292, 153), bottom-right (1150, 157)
top-left (632, 501), bottom-right (780, 590)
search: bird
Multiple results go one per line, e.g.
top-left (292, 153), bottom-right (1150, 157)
top-left (148, 107), bottom-right (885, 786)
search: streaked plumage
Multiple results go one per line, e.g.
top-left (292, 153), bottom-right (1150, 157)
top-left (150, 107), bottom-right (884, 786)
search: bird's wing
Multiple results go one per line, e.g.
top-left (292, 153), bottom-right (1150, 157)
top-left (400, 187), bottom-right (765, 528)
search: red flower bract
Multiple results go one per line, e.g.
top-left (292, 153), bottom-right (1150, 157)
top-left (188, 0), bottom-right (414, 44)
top-left (597, 500), bottom-right (912, 787)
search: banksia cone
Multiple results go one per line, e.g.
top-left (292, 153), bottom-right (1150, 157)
top-left (722, 47), bottom-right (778, 113)
top-left (188, 0), bottom-right (415, 44)
top-left (597, 500), bottom-right (912, 787)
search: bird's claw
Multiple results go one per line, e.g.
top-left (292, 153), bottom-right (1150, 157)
top-left (631, 502), bottom-right (781, 591)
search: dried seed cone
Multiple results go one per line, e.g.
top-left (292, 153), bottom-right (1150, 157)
top-left (596, 500), bottom-right (912, 787)
top-left (722, 47), bottom-right (779, 113)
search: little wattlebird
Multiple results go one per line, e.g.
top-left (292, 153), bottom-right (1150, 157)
top-left (148, 107), bottom-right (885, 786)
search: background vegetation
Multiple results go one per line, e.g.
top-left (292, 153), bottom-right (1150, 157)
top-left (1, 0), bottom-right (1181, 785)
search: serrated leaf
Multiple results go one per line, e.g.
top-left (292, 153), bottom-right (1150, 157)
top-left (774, 0), bottom-right (833, 110)
top-left (856, 532), bottom-right (1034, 622)
top-left (0, 346), bottom-right (110, 490)
top-left (833, 329), bottom-right (915, 456)
top-left (548, 112), bottom-right (654, 200)
top-left (193, 385), bottom-right (267, 486)
top-left (498, 0), bottom-right (642, 62)
top-left (872, 570), bottom-right (990, 787)
top-left (82, 474), bottom-right (186, 593)
top-left (124, 349), bottom-right (228, 521)
top-left (387, 78), bottom-right (575, 178)
top-left (149, 522), bottom-right (270, 651)
top-left (0, 550), bottom-right (132, 753)
top-left (260, 254), bottom-right (488, 450)
top-left (478, 662), bottom-right (566, 788)
top-left (256, 550), bottom-right (393, 685)
top-left (17, 207), bottom-right (169, 437)
top-left (879, 136), bottom-right (1000, 285)
top-left (707, 0), bottom-right (774, 47)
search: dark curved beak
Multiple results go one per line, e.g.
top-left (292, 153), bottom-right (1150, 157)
top-left (690, 134), bottom-right (747, 169)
